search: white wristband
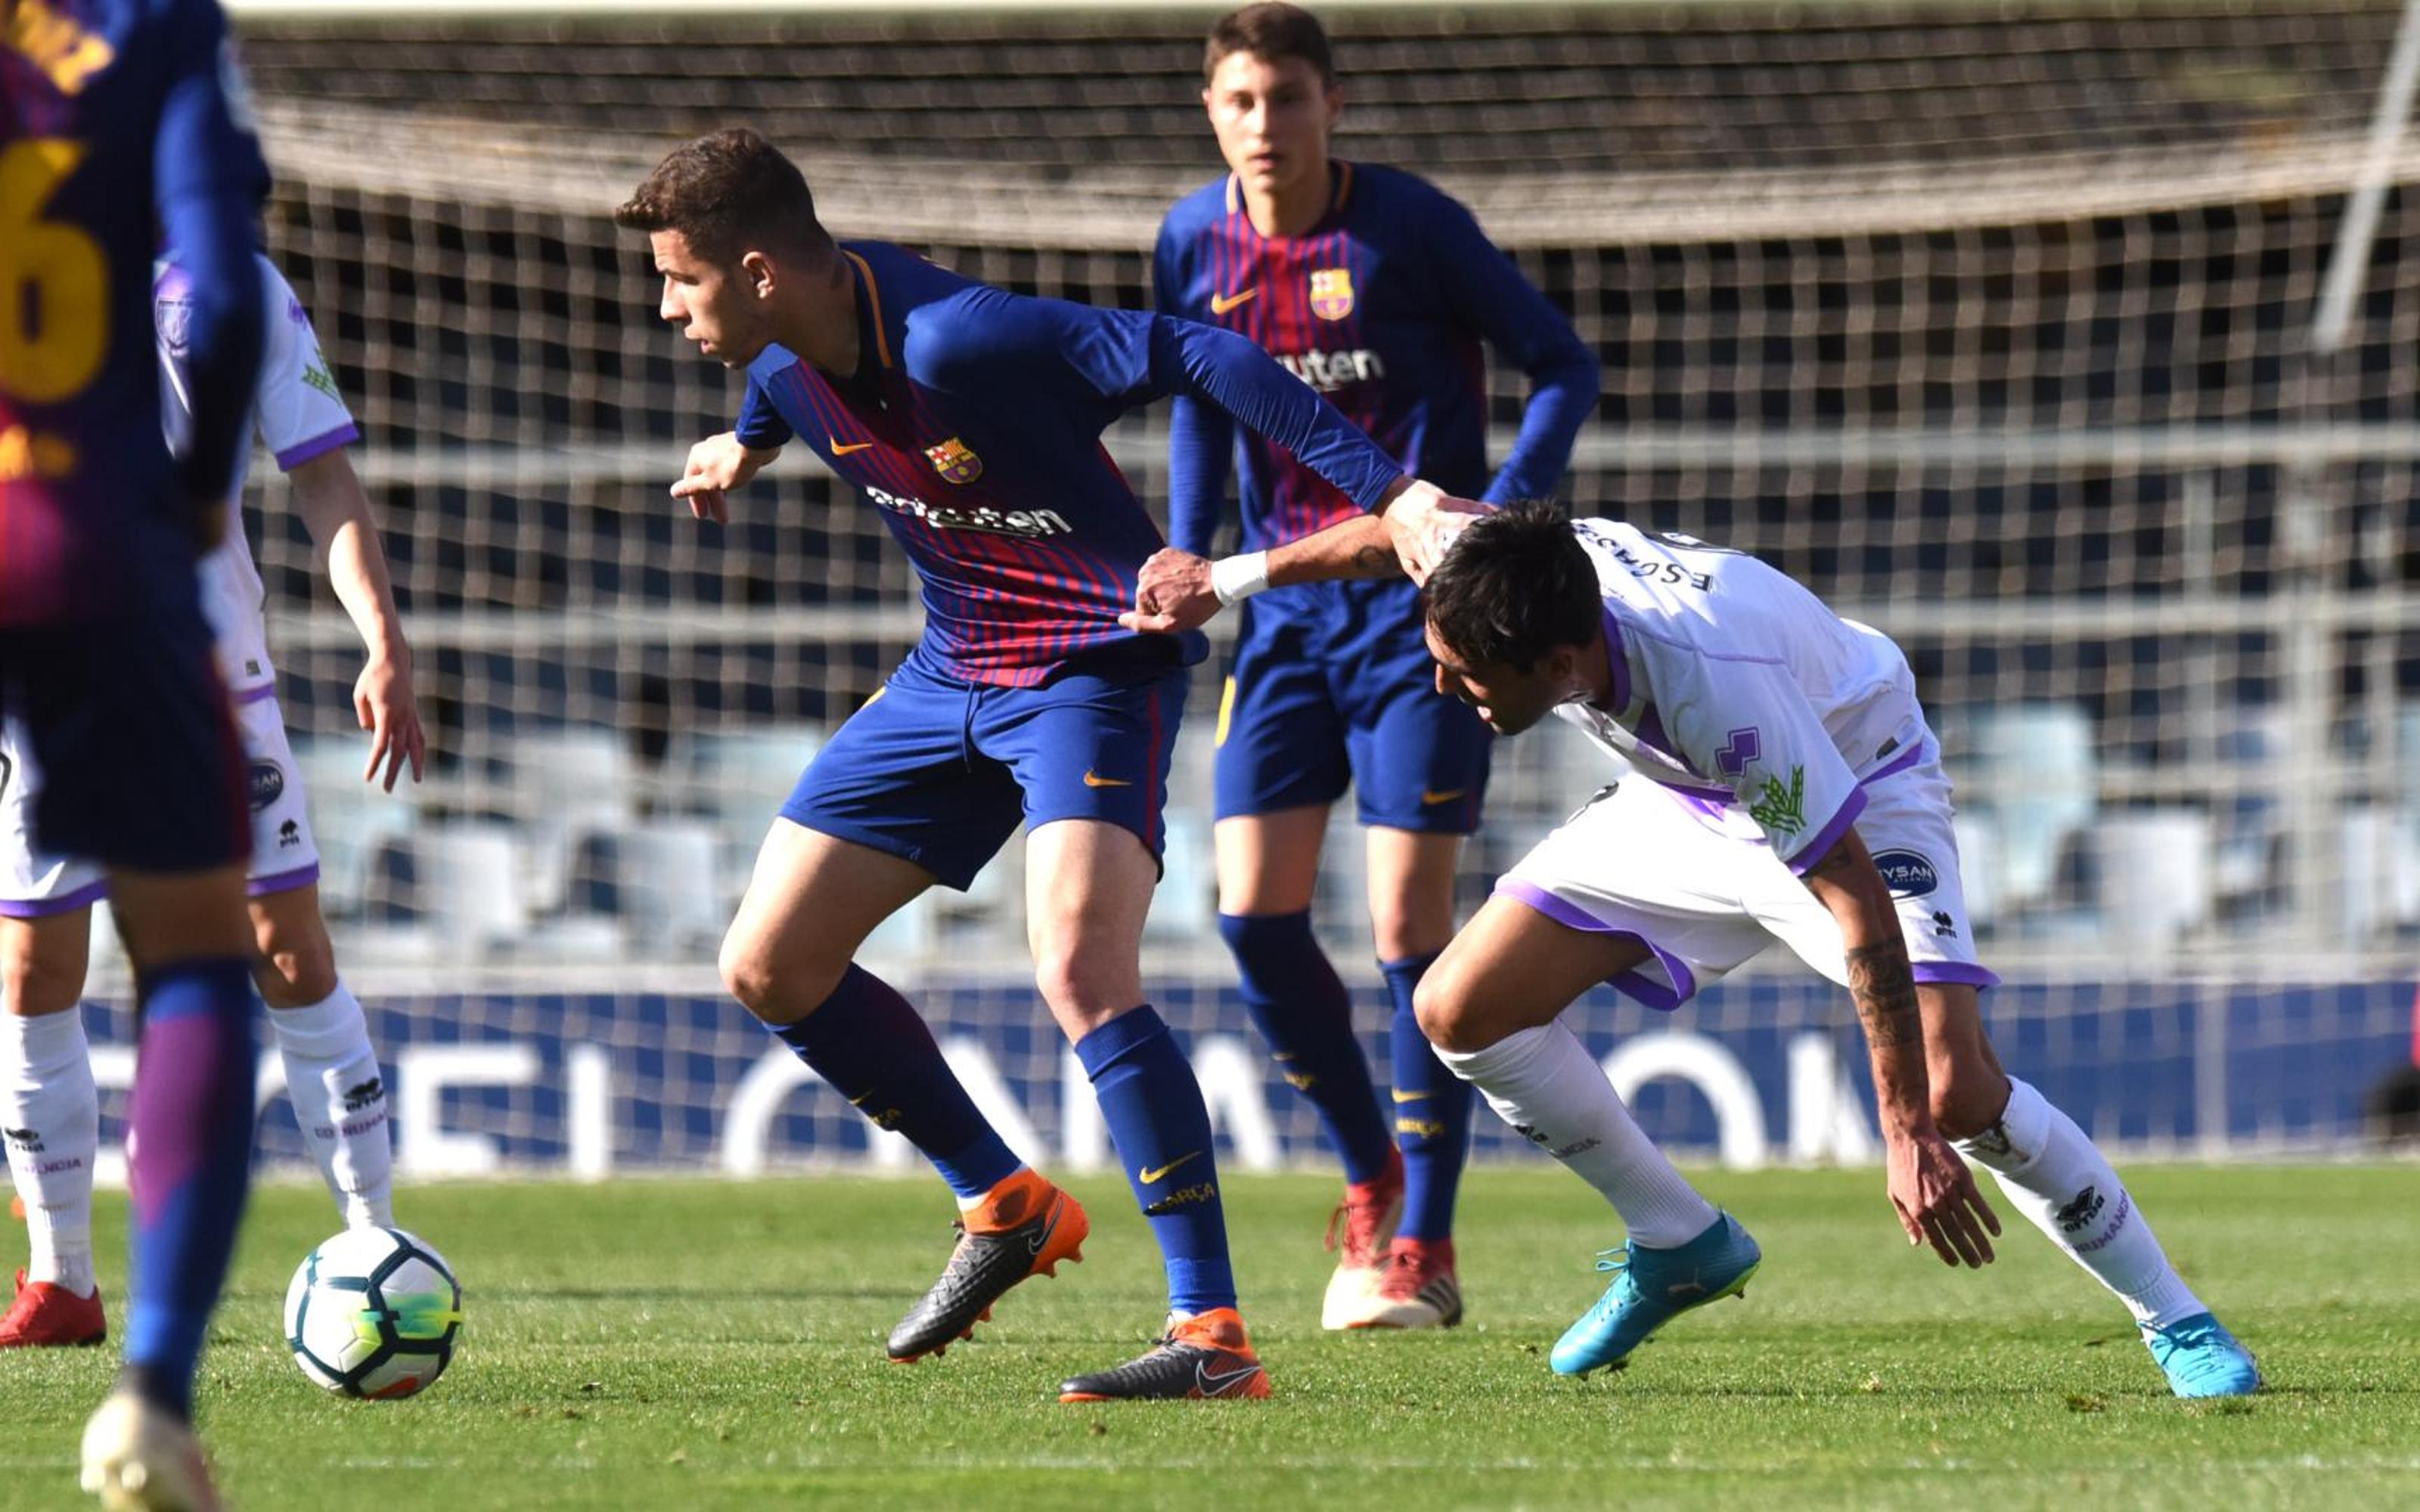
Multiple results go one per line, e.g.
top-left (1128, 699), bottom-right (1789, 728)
top-left (1210, 550), bottom-right (1272, 607)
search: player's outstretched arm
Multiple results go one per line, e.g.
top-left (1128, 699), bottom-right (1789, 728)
top-left (290, 450), bottom-right (426, 790)
top-left (669, 432), bottom-right (780, 524)
top-left (1132, 496), bottom-right (1491, 638)
top-left (1801, 827), bottom-right (2003, 1269)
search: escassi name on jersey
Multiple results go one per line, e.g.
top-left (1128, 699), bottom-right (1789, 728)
top-left (865, 483), bottom-right (1072, 539)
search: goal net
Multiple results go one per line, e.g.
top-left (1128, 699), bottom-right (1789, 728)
top-left (60, 0), bottom-right (2420, 1183)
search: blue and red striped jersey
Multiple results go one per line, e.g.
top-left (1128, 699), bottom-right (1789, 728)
top-left (1154, 161), bottom-right (1598, 569)
top-left (1, 0), bottom-right (268, 625)
top-left (734, 241), bottom-right (1405, 688)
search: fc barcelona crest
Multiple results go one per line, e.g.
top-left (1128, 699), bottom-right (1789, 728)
top-left (924, 436), bottom-right (984, 485)
top-left (1308, 268), bottom-right (1355, 321)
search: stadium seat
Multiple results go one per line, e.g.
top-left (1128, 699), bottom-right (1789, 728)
top-left (2338, 807), bottom-right (2420, 941)
top-left (612, 820), bottom-right (724, 953)
top-left (1953, 703), bottom-right (2098, 912)
top-left (507, 726), bottom-right (634, 915)
top-left (415, 822), bottom-right (529, 951)
top-left (2094, 810), bottom-right (2214, 950)
top-left (287, 733), bottom-right (419, 918)
top-left (1948, 810), bottom-right (1999, 925)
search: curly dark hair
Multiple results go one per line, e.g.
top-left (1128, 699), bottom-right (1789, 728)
top-left (614, 127), bottom-right (832, 268)
top-left (1420, 502), bottom-right (1600, 671)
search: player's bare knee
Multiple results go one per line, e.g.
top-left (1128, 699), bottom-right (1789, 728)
top-left (253, 917), bottom-right (337, 1006)
top-left (1413, 970), bottom-right (1484, 1053)
top-left (2, 941), bottom-right (83, 1019)
top-left (1928, 1067), bottom-right (2012, 1142)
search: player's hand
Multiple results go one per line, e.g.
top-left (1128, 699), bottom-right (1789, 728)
top-left (669, 432), bottom-right (774, 524)
top-left (1379, 479), bottom-right (1491, 584)
top-left (1119, 548), bottom-right (1221, 635)
top-left (355, 649), bottom-right (427, 792)
top-left (1884, 1125), bottom-right (2002, 1268)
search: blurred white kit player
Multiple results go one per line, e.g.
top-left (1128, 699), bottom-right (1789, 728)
top-left (1403, 510), bottom-right (2259, 1397)
top-left (1, 253), bottom-right (420, 1349)
top-left (1499, 519), bottom-right (1994, 1003)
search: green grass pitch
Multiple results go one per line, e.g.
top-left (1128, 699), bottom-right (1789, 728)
top-left (2, 1166), bottom-right (2414, 1510)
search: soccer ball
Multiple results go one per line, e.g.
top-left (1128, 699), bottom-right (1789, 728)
top-left (283, 1227), bottom-right (462, 1399)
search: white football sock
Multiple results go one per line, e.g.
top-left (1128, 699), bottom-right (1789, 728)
top-left (2, 1008), bottom-right (98, 1296)
top-left (1435, 1021), bottom-right (1718, 1248)
top-left (1953, 1077), bottom-right (2203, 1328)
top-left (268, 984), bottom-right (394, 1229)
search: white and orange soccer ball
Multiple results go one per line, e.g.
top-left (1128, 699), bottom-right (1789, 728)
top-left (283, 1227), bottom-right (462, 1399)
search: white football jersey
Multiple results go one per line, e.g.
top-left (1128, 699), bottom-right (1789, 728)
top-left (154, 253), bottom-right (360, 692)
top-left (1550, 518), bottom-right (1927, 871)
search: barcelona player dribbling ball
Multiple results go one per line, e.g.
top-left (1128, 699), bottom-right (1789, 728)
top-left (616, 127), bottom-right (1481, 1402)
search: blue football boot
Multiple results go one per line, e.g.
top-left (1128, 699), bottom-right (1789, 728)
top-left (2142, 1312), bottom-right (2261, 1398)
top-left (1550, 1213), bottom-right (1761, 1377)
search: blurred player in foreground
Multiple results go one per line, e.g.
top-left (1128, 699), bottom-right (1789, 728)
top-left (1156, 2), bottom-right (1599, 1331)
top-left (2, 0), bottom-right (276, 1502)
top-left (1136, 503), bottom-right (2260, 1397)
top-left (2, 246), bottom-right (423, 1349)
top-left (616, 127), bottom-right (1473, 1401)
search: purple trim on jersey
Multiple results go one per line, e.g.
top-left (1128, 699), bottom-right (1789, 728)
top-left (1860, 739), bottom-right (1927, 786)
top-left (1602, 609), bottom-right (1632, 714)
top-left (246, 861), bottom-right (320, 898)
top-left (1913, 961), bottom-right (2000, 991)
top-left (231, 682), bottom-right (278, 706)
top-left (1495, 878), bottom-right (1696, 1012)
top-left (1784, 785), bottom-right (1869, 875)
top-left (273, 422), bottom-right (358, 472)
top-left (0, 879), bottom-right (110, 919)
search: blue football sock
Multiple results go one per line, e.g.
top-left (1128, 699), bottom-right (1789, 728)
top-left (1218, 911), bottom-right (1392, 1185)
top-left (1383, 952), bottom-right (1472, 1242)
top-left (121, 956), bottom-right (259, 1421)
top-left (1075, 1005), bottom-right (1236, 1315)
top-left (771, 964), bottom-right (1021, 1201)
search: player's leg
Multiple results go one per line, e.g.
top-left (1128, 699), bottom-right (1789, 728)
top-left (248, 885), bottom-right (392, 1230)
top-left (1346, 660), bottom-right (1491, 1328)
top-left (977, 664), bottom-right (1262, 1399)
top-left (739, 677), bottom-right (1079, 1362)
top-left (1028, 816), bottom-right (1264, 1401)
top-left (1426, 782), bottom-right (1773, 1374)
top-left (1818, 751), bottom-right (2257, 1396)
top-left (1922, 988), bottom-right (2260, 1395)
top-left (240, 699), bottom-right (395, 1230)
top-left (1208, 628), bottom-right (1401, 1322)
top-left (1, 907), bottom-right (108, 1346)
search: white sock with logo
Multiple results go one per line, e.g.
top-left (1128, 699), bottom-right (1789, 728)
top-left (1435, 1021), bottom-right (1717, 1249)
top-left (2, 1008), bottom-right (98, 1296)
top-left (1952, 1077), bottom-right (2203, 1328)
top-left (268, 984), bottom-right (394, 1229)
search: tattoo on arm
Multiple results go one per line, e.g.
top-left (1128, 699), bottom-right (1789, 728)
top-left (1844, 942), bottom-right (1923, 1049)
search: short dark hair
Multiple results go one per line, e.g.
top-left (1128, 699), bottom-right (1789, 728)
top-left (1422, 502), bottom-right (1601, 671)
top-left (613, 127), bottom-right (831, 267)
top-left (1204, 3), bottom-right (1336, 87)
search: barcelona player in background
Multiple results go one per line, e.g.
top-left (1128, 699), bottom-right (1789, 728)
top-left (3, 0), bottom-right (271, 1504)
top-left (1154, 3), bottom-right (1599, 1329)
top-left (616, 128), bottom-right (1476, 1401)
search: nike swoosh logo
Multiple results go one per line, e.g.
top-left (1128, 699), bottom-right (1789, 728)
top-left (1421, 789), bottom-right (1466, 805)
top-left (1391, 1089), bottom-right (1430, 1104)
top-left (830, 439), bottom-right (875, 455)
top-left (1137, 1151), bottom-right (1203, 1185)
top-left (1209, 287), bottom-right (1258, 315)
top-left (1196, 1359), bottom-right (1263, 1394)
top-left (1082, 770), bottom-right (1133, 789)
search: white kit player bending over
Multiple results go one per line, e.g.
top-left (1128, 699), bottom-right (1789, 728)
top-left (0, 252), bottom-right (427, 1349)
top-left (1404, 504), bottom-right (2259, 1397)
top-left (1128, 499), bottom-right (2260, 1398)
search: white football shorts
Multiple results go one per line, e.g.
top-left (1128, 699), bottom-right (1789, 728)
top-left (1496, 735), bottom-right (1997, 1009)
top-left (0, 687), bottom-right (322, 916)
